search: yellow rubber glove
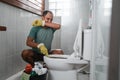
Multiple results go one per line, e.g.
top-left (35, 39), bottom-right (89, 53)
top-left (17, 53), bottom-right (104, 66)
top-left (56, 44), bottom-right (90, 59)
top-left (37, 43), bottom-right (48, 56)
top-left (32, 19), bottom-right (45, 27)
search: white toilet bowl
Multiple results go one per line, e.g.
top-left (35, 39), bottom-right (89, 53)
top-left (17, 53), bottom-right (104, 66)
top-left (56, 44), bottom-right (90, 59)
top-left (44, 55), bottom-right (74, 71)
top-left (44, 54), bottom-right (89, 71)
top-left (44, 55), bottom-right (90, 80)
top-left (44, 55), bottom-right (83, 80)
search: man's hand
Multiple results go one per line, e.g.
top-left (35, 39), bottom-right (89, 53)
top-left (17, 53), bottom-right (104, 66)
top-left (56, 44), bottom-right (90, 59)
top-left (32, 19), bottom-right (45, 27)
top-left (37, 43), bottom-right (48, 56)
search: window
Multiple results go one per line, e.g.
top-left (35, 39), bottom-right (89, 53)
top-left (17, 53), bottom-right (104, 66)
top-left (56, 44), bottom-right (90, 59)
top-left (49, 0), bottom-right (70, 16)
top-left (0, 0), bottom-right (45, 15)
top-left (104, 0), bottom-right (112, 16)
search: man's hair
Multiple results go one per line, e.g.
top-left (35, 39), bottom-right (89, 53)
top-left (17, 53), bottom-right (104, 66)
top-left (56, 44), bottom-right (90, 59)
top-left (42, 10), bottom-right (53, 17)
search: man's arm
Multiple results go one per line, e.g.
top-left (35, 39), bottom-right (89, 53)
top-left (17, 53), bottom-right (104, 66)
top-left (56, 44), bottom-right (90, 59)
top-left (45, 22), bottom-right (61, 29)
top-left (26, 37), bottom-right (48, 56)
top-left (32, 19), bottom-right (61, 29)
top-left (26, 37), bottom-right (38, 48)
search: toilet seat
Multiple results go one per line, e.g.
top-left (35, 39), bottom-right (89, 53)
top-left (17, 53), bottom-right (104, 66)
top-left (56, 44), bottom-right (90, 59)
top-left (48, 54), bottom-right (89, 64)
top-left (48, 54), bottom-right (70, 59)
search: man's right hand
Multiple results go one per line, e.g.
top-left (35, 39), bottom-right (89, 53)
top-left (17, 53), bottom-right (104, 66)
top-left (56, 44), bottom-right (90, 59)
top-left (37, 43), bottom-right (48, 56)
top-left (32, 19), bottom-right (45, 27)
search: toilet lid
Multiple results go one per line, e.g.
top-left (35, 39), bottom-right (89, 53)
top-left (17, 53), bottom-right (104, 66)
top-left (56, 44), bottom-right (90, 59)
top-left (48, 55), bottom-right (70, 59)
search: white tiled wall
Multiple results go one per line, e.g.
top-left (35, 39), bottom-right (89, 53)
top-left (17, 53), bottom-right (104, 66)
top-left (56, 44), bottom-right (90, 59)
top-left (61, 0), bottom-right (89, 54)
top-left (0, 2), bottom-right (40, 79)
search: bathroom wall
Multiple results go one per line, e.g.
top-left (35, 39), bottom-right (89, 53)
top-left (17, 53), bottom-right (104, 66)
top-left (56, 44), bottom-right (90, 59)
top-left (61, 0), bottom-right (90, 54)
top-left (51, 17), bottom-right (61, 49)
top-left (0, 1), bottom-right (61, 79)
top-left (0, 2), bottom-right (39, 79)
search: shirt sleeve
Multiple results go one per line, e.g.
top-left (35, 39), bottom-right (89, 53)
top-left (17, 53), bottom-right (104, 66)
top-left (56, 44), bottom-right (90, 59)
top-left (52, 28), bottom-right (56, 33)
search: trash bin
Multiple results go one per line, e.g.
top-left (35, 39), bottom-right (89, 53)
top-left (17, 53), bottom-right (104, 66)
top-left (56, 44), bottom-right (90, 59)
top-left (21, 62), bottom-right (48, 80)
top-left (29, 72), bottom-right (47, 80)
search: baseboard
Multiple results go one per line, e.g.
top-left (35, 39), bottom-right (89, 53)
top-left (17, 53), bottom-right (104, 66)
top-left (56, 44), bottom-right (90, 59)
top-left (6, 70), bottom-right (23, 80)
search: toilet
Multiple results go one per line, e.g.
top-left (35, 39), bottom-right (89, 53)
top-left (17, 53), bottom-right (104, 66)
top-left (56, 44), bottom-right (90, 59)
top-left (44, 20), bottom-right (92, 80)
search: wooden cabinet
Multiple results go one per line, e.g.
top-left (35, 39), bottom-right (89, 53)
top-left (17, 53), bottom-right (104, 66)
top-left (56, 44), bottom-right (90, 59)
top-left (0, 0), bottom-right (44, 15)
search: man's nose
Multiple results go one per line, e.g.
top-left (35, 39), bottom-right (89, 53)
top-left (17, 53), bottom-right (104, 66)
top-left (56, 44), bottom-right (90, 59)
top-left (48, 20), bottom-right (51, 23)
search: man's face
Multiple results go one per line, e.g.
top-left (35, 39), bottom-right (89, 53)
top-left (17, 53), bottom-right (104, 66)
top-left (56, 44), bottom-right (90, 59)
top-left (42, 12), bottom-right (53, 23)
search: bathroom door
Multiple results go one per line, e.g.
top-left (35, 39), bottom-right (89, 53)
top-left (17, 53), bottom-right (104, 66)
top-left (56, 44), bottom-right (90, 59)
top-left (90, 0), bottom-right (112, 80)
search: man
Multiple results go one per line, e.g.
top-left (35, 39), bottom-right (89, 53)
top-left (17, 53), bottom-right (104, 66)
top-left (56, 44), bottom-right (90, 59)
top-left (21, 10), bottom-right (63, 67)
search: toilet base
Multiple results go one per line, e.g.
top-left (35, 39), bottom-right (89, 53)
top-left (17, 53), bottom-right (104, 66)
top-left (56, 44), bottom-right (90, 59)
top-left (47, 70), bottom-right (77, 80)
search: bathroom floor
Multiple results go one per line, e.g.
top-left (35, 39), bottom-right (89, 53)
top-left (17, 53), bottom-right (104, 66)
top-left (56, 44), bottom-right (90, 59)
top-left (6, 71), bottom-right (89, 80)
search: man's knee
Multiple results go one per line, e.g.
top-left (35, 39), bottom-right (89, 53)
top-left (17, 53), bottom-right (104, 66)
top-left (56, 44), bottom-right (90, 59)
top-left (21, 50), bottom-right (28, 57)
top-left (21, 49), bottom-right (35, 66)
top-left (21, 49), bottom-right (33, 60)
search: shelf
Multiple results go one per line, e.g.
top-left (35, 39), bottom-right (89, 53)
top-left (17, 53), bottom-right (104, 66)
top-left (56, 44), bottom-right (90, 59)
top-left (0, 26), bottom-right (7, 31)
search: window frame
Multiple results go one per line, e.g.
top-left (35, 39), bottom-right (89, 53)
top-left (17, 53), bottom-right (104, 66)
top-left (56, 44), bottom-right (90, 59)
top-left (0, 0), bottom-right (44, 15)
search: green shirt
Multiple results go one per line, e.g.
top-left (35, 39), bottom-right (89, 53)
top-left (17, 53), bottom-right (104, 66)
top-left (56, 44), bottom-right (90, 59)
top-left (28, 27), bottom-right (56, 53)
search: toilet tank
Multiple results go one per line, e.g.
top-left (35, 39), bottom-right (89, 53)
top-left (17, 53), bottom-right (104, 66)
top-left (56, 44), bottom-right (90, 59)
top-left (83, 29), bottom-right (92, 61)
